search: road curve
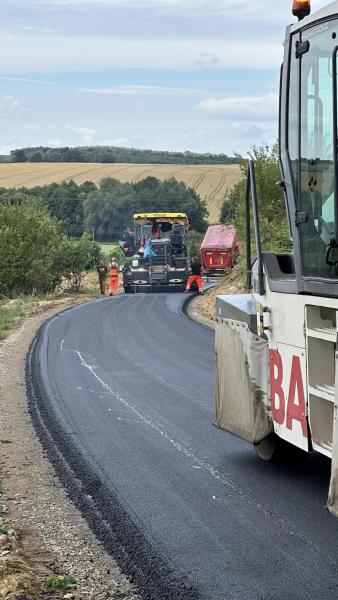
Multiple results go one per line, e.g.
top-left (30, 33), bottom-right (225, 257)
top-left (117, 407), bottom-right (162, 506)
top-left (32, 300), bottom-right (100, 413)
top-left (27, 294), bottom-right (338, 600)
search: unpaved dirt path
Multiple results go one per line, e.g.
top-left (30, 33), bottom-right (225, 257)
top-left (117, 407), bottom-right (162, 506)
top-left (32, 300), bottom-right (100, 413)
top-left (0, 302), bottom-right (139, 600)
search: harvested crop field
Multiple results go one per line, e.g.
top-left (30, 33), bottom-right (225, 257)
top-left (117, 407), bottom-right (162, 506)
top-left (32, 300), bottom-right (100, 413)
top-left (0, 162), bottom-right (242, 222)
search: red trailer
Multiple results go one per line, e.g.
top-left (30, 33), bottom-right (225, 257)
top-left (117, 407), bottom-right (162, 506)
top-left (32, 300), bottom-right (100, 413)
top-left (200, 225), bottom-right (238, 276)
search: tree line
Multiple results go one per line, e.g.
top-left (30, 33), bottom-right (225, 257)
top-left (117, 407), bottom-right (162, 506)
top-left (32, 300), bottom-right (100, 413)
top-left (0, 176), bottom-right (208, 240)
top-left (0, 176), bottom-right (208, 297)
top-left (10, 146), bottom-right (236, 165)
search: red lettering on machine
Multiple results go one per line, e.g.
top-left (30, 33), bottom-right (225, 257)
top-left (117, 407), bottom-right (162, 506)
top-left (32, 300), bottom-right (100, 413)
top-left (269, 349), bottom-right (308, 438)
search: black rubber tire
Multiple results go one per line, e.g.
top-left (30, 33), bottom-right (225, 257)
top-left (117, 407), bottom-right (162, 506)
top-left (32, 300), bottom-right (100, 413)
top-left (254, 433), bottom-right (307, 463)
top-left (254, 433), bottom-right (280, 462)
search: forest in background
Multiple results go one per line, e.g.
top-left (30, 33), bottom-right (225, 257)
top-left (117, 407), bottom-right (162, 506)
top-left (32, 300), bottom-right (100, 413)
top-left (0, 176), bottom-right (208, 240)
top-left (9, 146), bottom-right (236, 165)
top-left (0, 176), bottom-right (208, 297)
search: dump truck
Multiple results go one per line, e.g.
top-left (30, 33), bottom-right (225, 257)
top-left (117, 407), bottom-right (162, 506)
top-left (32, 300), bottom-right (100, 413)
top-left (201, 225), bottom-right (238, 276)
top-left (123, 212), bottom-right (190, 293)
top-left (215, 0), bottom-right (338, 516)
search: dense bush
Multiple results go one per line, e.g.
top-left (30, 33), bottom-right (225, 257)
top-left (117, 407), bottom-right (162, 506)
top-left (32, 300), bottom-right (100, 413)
top-left (0, 202), bottom-right (98, 297)
top-left (60, 235), bottom-right (93, 291)
top-left (0, 200), bottom-right (66, 296)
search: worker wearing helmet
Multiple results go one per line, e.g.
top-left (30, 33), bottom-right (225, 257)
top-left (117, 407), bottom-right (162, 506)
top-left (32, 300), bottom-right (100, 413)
top-left (185, 256), bottom-right (204, 295)
top-left (108, 256), bottom-right (119, 296)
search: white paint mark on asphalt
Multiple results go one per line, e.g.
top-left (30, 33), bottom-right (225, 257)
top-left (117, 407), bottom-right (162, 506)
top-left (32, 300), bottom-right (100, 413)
top-left (77, 386), bottom-right (112, 398)
top-left (117, 417), bottom-right (144, 424)
top-left (60, 339), bottom-right (64, 351)
top-left (54, 344), bottom-right (331, 557)
top-left (74, 350), bottom-right (243, 497)
top-left (72, 349), bottom-right (332, 556)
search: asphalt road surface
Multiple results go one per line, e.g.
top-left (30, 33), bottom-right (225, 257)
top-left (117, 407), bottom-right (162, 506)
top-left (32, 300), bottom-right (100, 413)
top-left (28, 294), bottom-right (338, 600)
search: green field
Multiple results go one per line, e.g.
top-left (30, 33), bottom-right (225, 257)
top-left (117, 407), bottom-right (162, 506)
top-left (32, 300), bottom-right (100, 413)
top-left (99, 242), bottom-right (118, 256)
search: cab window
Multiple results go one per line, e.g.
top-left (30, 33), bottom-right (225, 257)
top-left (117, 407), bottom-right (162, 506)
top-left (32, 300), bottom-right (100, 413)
top-left (297, 22), bottom-right (336, 278)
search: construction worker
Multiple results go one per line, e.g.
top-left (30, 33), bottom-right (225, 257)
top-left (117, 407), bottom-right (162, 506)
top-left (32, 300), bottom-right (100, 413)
top-left (185, 256), bottom-right (204, 295)
top-left (97, 260), bottom-right (108, 295)
top-left (108, 256), bottom-right (119, 296)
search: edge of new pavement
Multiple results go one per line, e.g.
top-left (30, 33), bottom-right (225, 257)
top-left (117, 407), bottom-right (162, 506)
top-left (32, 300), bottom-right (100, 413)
top-left (25, 295), bottom-right (206, 600)
top-left (184, 288), bottom-right (215, 330)
top-left (0, 298), bottom-right (139, 600)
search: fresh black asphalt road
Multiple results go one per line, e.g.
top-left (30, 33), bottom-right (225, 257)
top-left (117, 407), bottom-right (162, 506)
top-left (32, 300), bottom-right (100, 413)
top-left (32, 294), bottom-right (338, 600)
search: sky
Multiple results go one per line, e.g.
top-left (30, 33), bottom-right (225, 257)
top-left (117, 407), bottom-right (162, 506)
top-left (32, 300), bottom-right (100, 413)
top-left (0, 0), bottom-right (329, 156)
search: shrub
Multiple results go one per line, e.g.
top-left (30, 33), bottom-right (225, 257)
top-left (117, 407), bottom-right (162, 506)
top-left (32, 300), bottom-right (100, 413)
top-left (221, 144), bottom-right (292, 255)
top-left (0, 200), bottom-right (65, 297)
top-left (60, 235), bottom-right (93, 291)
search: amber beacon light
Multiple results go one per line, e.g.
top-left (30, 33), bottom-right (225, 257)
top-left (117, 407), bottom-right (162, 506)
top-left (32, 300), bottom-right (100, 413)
top-left (292, 0), bottom-right (311, 20)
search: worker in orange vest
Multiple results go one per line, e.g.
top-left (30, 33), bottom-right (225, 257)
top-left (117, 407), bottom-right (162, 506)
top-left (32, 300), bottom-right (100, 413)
top-left (108, 256), bottom-right (119, 296)
top-left (185, 256), bottom-right (204, 295)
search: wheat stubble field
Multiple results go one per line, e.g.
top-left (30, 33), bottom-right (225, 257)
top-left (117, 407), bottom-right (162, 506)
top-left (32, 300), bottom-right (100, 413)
top-left (0, 162), bottom-right (242, 222)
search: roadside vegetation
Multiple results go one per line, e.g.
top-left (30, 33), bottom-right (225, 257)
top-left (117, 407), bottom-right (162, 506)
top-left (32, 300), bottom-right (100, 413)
top-left (200, 144), bottom-right (291, 319)
top-left (0, 175), bottom-right (208, 315)
top-left (221, 143), bottom-right (291, 256)
top-left (0, 299), bottom-right (32, 340)
top-left (10, 145), bottom-right (236, 165)
top-left (0, 200), bottom-right (99, 297)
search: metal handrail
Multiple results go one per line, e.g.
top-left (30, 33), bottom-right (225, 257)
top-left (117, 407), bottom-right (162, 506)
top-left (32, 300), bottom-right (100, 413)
top-left (246, 159), bottom-right (264, 296)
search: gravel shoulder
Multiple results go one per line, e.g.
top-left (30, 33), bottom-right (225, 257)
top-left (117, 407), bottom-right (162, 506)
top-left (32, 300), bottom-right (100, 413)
top-left (187, 266), bottom-right (245, 329)
top-left (0, 301), bottom-right (139, 600)
top-left (186, 294), bottom-right (215, 330)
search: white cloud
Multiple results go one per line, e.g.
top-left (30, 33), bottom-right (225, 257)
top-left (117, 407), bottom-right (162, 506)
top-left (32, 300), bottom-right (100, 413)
top-left (66, 126), bottom-right (97, 143)
top-left (10, 0), bottom-right (329, 24)
top-left (198, 93), bottom-right (278, 121)
top-left (24, 123), bottom-right (39, 131)
top-left (6, 25), bottom-right (62, 34)
top-left (230, 122), bottom-right (268, 138)
top-left (102, 137), bottom-right (130, 146)
top-left (47, 139), bottom-right (63, 146)
top-left (0, 95), bottom-right (20, 112)
top-left (0, 95), bottom-right (30, 116)
top-left (82, 84), bottom-right (207, 96)
top-left (196, 52), bottom-right (219, 70)
top-left (0, 33), bottom-right (282, 73)
top-left (18, 0), bottom-right (251, 11)
top-left (0, 76), bottom-right (57, 85)
top-left (0, 144), bottom-right (12, 155)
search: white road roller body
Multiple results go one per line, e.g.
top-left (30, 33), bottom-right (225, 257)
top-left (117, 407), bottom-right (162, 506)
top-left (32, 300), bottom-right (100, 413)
top-left (215, 1), bottom-right (338, 516)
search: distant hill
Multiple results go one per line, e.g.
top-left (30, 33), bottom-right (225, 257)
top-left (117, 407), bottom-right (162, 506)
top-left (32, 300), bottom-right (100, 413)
top-left (10, 146), bottom-right (236, 165)
top-left (0, 162), bottom-right (242, 223)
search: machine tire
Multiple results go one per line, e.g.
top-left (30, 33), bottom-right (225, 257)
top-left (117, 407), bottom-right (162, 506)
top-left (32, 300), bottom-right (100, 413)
top-left (254, 433), bottom-right (280, 462)
top-left (254, 433), bottom-right (305, 463)
top-left (124, 286), bottom-right (135, 294)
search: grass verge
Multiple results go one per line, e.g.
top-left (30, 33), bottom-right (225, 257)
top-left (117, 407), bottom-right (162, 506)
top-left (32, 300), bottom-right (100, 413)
top-left (99, 242), bottom-right (118, 257)
top-left (0, 270), bottom-right (102, 341)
